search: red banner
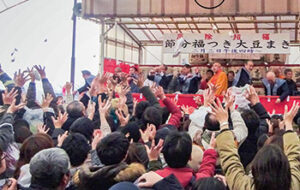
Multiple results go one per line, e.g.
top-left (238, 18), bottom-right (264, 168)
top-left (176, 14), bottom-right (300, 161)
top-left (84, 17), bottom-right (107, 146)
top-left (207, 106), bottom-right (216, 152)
top-left (104, 58), bottom-right (138, 74)
top-left (132, 93), bottom-right (300, 114)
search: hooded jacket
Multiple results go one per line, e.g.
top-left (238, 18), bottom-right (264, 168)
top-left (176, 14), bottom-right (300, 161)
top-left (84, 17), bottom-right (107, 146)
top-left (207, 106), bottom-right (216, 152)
top-left (74, 162), bottom-right (145, 190)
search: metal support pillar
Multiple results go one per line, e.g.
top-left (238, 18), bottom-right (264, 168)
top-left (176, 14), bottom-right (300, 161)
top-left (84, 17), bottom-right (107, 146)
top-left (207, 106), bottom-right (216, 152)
top-left (99, 20), bottom-right (105, 75)
top-left (70, 0), bottom-right (77, 90)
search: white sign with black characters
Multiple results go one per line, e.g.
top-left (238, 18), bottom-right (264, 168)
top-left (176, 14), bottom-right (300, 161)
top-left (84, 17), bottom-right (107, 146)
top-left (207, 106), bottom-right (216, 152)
top-left (163, 33), bottom-right (290, 54)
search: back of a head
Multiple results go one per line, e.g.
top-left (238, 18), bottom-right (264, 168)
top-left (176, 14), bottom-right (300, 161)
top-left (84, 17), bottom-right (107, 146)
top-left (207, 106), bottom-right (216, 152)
top-left (61, 133), bottom-right (90, 167)
top-left (66, 101), bottom-right (84, 118)
top-left (188, 145), bottom-right (204, 172)
top-left (19, 133), bottom-right (54, 164)
top-left (251, 144), bottom-right (291, 190)
top-left (192, 177), bottom-right (226, 190)
top-left (13, 119), bottom-right (32, 143)
top-left (14, 126), bottom-right (32, 144)
top-left (135, 101), bottom-right (150, 119)
top-left (70, 117), bottom-right (94, 142)
top-left (30, 148), bottom-right (70, 189)
top-left (125, 143), bottom-right (148, 167)
top-left (155, 124), bottom-right (177, 145)
top-left (13, 119), bottom-right (30, 130)
top-left (204, 113), bottom-right (220, 131)
top-left (162, 131), bottom-right (192, 168)
top-left (265, 130), bottom-right (285, 151)
top-left (257, 134), bottom-right (269, 150)
top-left (96, 132), bottom-right (129, 165)
top-left (241, 109), bottom-right (260, 135)
top-left (142, 106), bottom-right (162, 130)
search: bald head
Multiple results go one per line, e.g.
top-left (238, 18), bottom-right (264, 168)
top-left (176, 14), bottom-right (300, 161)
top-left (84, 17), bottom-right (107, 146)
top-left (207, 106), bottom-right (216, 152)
top-left (212, 62), bottom-right (222, 73)
top-left (266, 71), bottom-right (276, 84)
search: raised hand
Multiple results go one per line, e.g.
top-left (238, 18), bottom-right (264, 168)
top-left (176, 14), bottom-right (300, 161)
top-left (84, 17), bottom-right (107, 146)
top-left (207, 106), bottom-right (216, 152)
top-left (139, 123), bottom-right (156, 143)
top-left (224, 89), bottom-right (235, 111)
top-left (37, 124), bottom-right (50, 134)
top-left (245, 86), bottom-right (259, 105)
top-left (283, 101), bottom-right (299, 130)
top-left (119, 85), bottom-right (131, 97)
top-left (132, 98), bottom-right (138, 116)
top-left (2, 88), bottom-right (18, 105)
top-left (34, 65), bottom-right (46, 79)
top-left (115, 109), bottom-right (130, 127)
top-left (91, 131), bottom-right (103, 150)
top-left (98, 96), bottom-right (111, 115)
top-left (7, 98), bottom-right (25, 114)
top-left (57, 131), bottom-right (68, 147)
top-left (14, 69), bottom-right (29, 87)
top-left (65, 82), bottom-right (73, 94)
top-left (153, 86), bottom-right (166, 100)
top-left (39, 93), bottom-right (53, 110)
top-left (25, 67), bottom-right (36, 82)
top-left (193, 96), bottom-right (202, 107)
top-left (144, 139), bottom-right (164, 161)
top-left (209, 98), bottom-right (229, 128)
top-left (137, 171), bottom-right (163, 188)
top-left (51, 111), bottom-right (68, 129)
top-left (181, 105), bottom-right (194, 115)
top-left (86, 101), bottom-right (96, 120)
top-left (209, 132), bottom-right (216, 149)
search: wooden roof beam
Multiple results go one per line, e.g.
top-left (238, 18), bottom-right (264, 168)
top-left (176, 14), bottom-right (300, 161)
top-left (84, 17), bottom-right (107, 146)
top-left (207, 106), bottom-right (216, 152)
top-left (295, 15), bottom-right (299, 43)
top-left (253, 16), bottom-right (259, 33)
top-left (127, 27), bottom-right (294, 30)
top-left (191, 17), bottom-right (201, 33)
top-left (184, 18), bottom-right (194, 33)
top-left (170, 17), bottom-right (182, 33)
top-left (227, 17), bottom-right (236, 34)
top-left (132, 18), bottom-right (153, 41)
top-left (138, 18), bottom-right (158, 41)
top-left (231, 17), bottom-right (239, 33)
top-left (105, 19), bottom-right (298, 25)
top-left (152, 18), bottom-right (164, 35)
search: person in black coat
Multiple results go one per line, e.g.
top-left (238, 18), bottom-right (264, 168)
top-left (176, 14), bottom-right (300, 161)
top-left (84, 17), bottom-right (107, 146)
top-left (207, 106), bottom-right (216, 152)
top-left (177, 65), bottom-right (201, 94)
top-left (284, 69), bottom-right (298, 96)
top-left (233, 60), bottom-right (254, 87)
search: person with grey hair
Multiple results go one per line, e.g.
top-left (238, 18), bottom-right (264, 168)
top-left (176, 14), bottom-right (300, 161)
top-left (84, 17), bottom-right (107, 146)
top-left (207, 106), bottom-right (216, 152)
top-left (28, 148), bottom-right (70, 190)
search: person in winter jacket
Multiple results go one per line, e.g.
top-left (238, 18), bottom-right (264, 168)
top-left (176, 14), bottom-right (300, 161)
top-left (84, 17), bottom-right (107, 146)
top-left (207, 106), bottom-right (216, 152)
top-left (145, 131), bottom-right (217, 188)
top-left (74, 132), bottom-right (145, 190)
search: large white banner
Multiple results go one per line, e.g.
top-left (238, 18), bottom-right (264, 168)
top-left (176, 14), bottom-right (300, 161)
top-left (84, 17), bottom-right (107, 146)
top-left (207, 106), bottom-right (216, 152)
top-left (163, 33), bottom-right (290, 54)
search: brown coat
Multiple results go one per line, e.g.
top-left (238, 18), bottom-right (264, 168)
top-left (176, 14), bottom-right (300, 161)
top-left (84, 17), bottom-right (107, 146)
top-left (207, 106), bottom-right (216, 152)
top-left (216, 131), bottom-right (300, 190)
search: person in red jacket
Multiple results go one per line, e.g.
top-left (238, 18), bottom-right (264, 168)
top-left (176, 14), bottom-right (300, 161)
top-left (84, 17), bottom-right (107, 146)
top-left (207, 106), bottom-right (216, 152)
top-left (155, 131), bottom-right (217, 188)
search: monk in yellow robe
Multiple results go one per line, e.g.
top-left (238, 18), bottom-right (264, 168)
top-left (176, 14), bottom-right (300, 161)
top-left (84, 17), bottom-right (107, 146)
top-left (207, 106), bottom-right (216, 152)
top-left (208, 62), bottom-right (228, 95)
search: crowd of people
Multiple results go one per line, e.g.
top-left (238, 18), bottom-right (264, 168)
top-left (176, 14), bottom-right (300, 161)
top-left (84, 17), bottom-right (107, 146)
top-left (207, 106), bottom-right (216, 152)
top-left (0, 62), bottom-right (299, 190)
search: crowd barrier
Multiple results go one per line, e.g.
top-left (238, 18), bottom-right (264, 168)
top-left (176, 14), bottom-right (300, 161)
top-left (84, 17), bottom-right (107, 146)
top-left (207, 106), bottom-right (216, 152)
top-left (131, 93), bottom-right (300, 114)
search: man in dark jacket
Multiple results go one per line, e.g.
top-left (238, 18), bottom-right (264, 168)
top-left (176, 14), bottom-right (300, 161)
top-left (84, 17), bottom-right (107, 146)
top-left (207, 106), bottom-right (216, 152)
top-left (284, 69), bottom-right (298, 96)
top-left (177, 65), bottom-right (201, 94)
top-left (233, 60), bottom-right (254, 87)
top-left (77, 70), bottom-right (95, 94)
top-left (76, 132), bottom-right (145, 190)
top-left (262, 71), bottom-right (290, 103)
top-left (148, 65), bottom-right (173, 92)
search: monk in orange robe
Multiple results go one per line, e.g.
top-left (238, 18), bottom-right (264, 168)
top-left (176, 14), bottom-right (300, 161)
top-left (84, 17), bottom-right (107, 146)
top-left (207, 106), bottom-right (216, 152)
top-left (208, 62), bottom-right (228, 95)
